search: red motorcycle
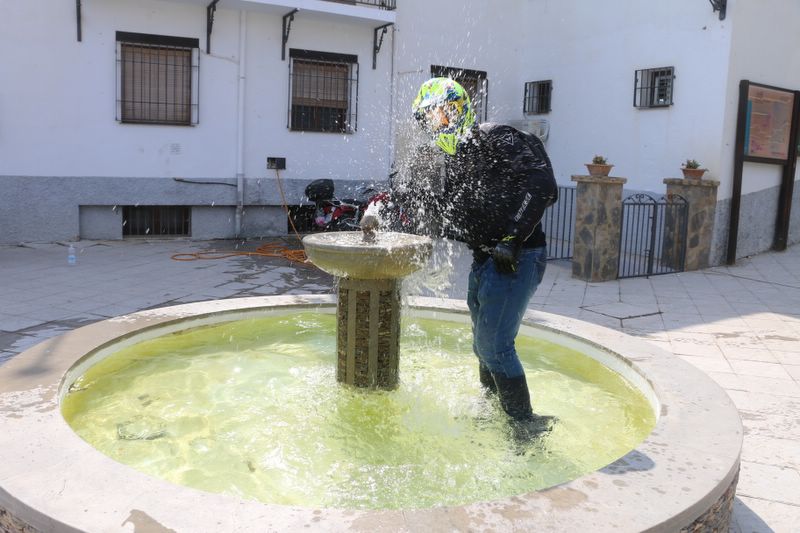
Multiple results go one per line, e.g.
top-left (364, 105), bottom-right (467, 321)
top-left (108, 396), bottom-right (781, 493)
top-left (305, 179), bottom-right (372, 232)
top-left (304, 178), bottom-right (414, 233)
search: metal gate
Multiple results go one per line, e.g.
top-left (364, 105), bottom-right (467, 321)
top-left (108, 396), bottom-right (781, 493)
top-left (618, 193), bottom-right (689, 279)
top-left (543, 185), bottom-right (576, 260)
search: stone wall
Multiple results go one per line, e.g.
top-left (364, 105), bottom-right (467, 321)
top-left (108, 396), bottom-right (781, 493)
top-left (570, 175), bottom-right (626, 282)
top-left (663, 178), bottom-right (720, 271)
top-left (679, 467), bottom-right (739, 533)
top-left (0, 506), bottom-right (39, 533)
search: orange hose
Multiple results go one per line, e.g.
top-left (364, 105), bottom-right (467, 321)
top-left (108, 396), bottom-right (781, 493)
top-left (171, 241), bottom-right (309, 266)
top-left (172, 170), bottom-right (314, 267)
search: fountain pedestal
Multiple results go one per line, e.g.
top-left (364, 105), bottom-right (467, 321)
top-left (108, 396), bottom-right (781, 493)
top-left (337, 278), bottom-right (400, 388)
top-left (302, 231), bottom-right (432, 389)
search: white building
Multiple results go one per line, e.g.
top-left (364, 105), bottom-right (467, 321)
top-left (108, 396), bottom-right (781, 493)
top-left (1, 0), bottom-right (799, 265)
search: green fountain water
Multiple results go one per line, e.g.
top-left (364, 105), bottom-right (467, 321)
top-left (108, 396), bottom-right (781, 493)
top-left (62, 311), bottom-right (655, 509)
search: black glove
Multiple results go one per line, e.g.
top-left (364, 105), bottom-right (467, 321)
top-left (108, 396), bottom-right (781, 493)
top-left (492, 237), bottom-right (519, 275)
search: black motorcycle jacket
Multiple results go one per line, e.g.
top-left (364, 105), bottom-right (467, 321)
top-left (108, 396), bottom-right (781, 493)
top-left (440, 123), bottom-right (557, 259)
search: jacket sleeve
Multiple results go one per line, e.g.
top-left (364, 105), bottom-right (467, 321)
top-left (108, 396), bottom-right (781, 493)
top-left (486, 126), bottom-right (558, 245)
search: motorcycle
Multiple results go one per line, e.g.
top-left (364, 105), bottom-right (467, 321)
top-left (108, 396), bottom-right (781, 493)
top-left (304, 179), bottom-right (373, 232)
top-left (304, 177), bottom-right (415, 233)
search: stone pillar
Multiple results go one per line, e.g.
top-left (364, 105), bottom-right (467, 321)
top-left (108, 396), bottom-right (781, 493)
top-left (663, 177), bottom-right (720, 271)
top-left (571, 175), bottom-right (627, 282)
top-left (336, 277), bottom-right (400, 389)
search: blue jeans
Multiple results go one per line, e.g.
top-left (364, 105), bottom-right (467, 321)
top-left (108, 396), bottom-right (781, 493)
top-left (467, 246), bottom-right (547, 379)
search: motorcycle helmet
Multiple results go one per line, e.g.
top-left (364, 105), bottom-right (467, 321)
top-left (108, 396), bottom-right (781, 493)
top-left (412, 77), bottom-right (476, 155)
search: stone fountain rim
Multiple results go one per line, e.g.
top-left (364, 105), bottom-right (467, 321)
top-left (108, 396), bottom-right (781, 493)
top-left (302, 231), bottom-right (434, 254)
top-left (0, 295), bottom-right (742, 533)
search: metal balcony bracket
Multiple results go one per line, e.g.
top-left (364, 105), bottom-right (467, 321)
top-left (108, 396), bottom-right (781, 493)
top-left (206, 0), bottom-right (220, 54)
top-left (708, 0), bottom-right (726, 20)
top-left (282, 9), bottom-right (299, 61)
top-left (76, 0), bottom-right (82, 42)
top-left (372, 23), bottom-right (393, 69)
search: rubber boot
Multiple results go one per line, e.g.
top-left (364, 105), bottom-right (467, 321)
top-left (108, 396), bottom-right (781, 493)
top-left (492, 373), bottom-right (556, 441)
top-left (479, 362), bottom-right (497, 395)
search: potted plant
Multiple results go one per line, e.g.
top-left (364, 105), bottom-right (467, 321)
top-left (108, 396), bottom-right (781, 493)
top-left (681, 159), bottom-right (706, 180)
top-left (586, 155), bottom-right (614, 177)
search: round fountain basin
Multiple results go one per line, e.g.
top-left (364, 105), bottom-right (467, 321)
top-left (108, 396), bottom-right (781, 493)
top-left (59, 311), bottom-right (655, 509)
top-left (0, 296), bottom-right (742, 532)
top-left (302, 231), bottom-right (433, 279)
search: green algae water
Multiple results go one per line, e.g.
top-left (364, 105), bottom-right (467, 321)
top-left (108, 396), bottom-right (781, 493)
top-left (62, 312), bottom-right (655, 509)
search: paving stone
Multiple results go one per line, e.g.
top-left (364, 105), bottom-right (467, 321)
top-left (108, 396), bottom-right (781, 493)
top-left (784, 364), bottom-right (800, 382)
top-left (729, 360), bottom-right (794, 380)
top-left (677, 354), bottom-right (734, 374)
top-left (718, 345), bottom-right (777, 363)
top-left (740, 434), bottom-right (800, 470)
top-left (736, 462), bottom-right (800, 506)
top-left (771, 350), bottom-right (800, 366)
top-left (0, 314), bottom-right (46, 333)
top-left (582, 302), bottom-right (660, 319)
top-left (731, 496), bottom-right (800, 533)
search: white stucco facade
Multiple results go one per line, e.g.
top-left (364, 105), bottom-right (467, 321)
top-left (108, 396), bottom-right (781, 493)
top-left (1, 0), bottom-right (799, 259)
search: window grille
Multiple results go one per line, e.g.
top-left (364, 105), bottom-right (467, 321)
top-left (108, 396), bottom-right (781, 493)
top-left (523, 80), bottom-right (552, 114)
top-left (431, 65), bottom-right (489, 122)
top-left (116, 32), bottom-right (199, 125)
top-left (289, 49), bottom-right (359, 133)
top-left (634, 67), bottom-right (674, 108)
top-left (122, 206), bottom-right (191, 236)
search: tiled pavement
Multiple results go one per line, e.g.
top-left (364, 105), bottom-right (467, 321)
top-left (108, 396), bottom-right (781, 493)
top-left (1, 237), bottom-right (799, 532)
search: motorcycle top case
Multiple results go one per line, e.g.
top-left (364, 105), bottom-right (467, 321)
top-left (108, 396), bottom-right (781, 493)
top-left (305, 179), bottom-right (335, 202)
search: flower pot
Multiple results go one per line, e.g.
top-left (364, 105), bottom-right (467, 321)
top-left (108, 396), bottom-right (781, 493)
top-left (681, 168), bottom-right (706, 180)
top-left (586, 163), bottom-right (613, 177)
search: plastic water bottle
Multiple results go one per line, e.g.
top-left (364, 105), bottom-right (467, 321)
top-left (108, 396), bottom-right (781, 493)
top-left (67, 244), bottom-right (77, 265)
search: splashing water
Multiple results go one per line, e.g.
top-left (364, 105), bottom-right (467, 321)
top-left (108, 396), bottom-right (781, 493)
top-left (62, 312), bottom-right (655, 509)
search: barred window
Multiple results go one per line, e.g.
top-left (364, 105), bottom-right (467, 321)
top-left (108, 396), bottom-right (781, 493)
top-left (634, 67), bottom-right (674, 108)
top-left (289, 49), bottom-right (359, 133)
top-left (116, 32), bottom-right (199, 125)
top-left (431, 65), bottom-right (488, 122)
top-left (523, 80), bottom-right (552, 114)
top-left (122, 206), bottom-right (191, 236)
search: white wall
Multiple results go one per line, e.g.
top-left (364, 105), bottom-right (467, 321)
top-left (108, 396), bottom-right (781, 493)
top-left (0, 0), bottom-right (393, 183)
top-left (389, 0), bottom-right (738, 192)
top-left (0, 0), bottom-right (233, 177)
top-left (512, 0), bottom-right (733, 190)
top-left (723, 0), bottom-right (800, 198)
top-left (242, 9), bottom-right (394, 182)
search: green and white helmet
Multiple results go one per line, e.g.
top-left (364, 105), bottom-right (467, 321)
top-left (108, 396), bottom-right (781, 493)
top-left (412, 77), bottom-right (476, 155)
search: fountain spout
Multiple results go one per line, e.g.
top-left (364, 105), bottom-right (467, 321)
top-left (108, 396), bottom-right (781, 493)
top-left (360, 213), bottom-right (379, 243)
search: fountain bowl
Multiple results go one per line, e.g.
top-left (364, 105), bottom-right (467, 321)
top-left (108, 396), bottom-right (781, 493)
top-left (0, 295), bottom-right (742, 532)
top-left (302, 231), bottom-right (433, 279)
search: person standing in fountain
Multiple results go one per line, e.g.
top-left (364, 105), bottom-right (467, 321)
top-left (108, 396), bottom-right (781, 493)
top-left (402, 77), bottom-right (558, 439)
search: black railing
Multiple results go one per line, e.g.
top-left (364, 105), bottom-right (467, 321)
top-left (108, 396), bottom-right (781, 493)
top-left (618, 193), bottom-right (688, 279)
top-left (324, 0), bottom-right (396, 10)
top-left (543, 185), bottom-right (576, 260)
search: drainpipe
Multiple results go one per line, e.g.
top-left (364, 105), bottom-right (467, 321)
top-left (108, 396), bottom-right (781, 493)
top-left (387, 25), bottom-right (396, 180)
top-left (235, 10), bottom-right (247, 237)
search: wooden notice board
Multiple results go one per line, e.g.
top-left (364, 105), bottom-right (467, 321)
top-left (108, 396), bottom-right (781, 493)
top-left (744, 85), bottom-right (794, 162)
top-left (728, 81), bottom-right (800, 264)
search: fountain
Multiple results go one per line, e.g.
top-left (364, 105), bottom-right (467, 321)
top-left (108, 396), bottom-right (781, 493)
top-left (302, 218), bottom-right (432, 389)
top-left (0, 225), bottom-right (742, 532)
